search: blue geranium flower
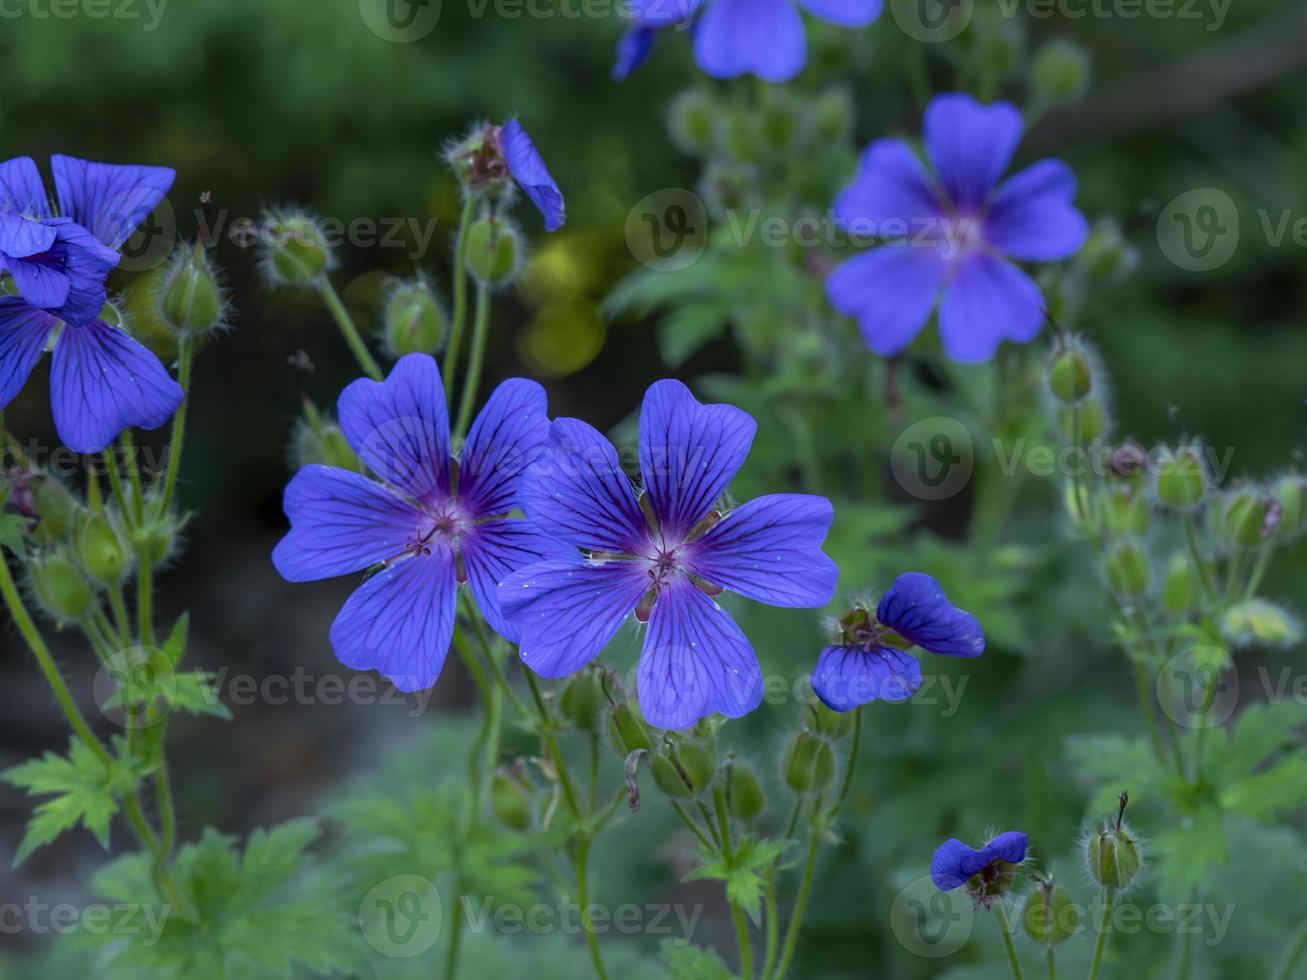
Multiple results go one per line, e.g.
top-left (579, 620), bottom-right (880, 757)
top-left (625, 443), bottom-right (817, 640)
top-left (617, 0), bottom-right (880, 83)
top-left (931, 831), bottom-right (1029, 904)
top-left (500, 379), bottom-right (839, 730)
top-left (826, 93), bottom-right (1088, 362)
top-left (812, 572), bottom-right (983, 712)
top-left (0, 155), bottom-right (182, 453)
top-left (499, 120), bottom-right (566, 232)
top-left (272, 354), bottom-right (563, 692)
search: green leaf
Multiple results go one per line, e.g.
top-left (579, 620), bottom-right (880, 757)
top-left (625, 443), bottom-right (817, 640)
top-left (661, 940), bottom-right (735, 980)
top-left (658, 301), bottom-right (730, 367)
top-left (0, 512), bottom-right (27, 560)
top-left (1154, 806), bottom-right (1228, 896)
top-left (684, 836), bottom-right (793, 924)
top-left (162, 613), bottom-right (189, 666)
top-left (169, 670), bottom-right (232, 720)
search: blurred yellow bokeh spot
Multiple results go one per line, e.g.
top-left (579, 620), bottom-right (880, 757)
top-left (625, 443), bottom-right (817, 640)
top-left (517, 299), bottom-right (606, 378)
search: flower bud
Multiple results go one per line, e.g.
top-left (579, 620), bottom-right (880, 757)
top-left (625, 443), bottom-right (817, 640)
top-left (1081, 219), bottom-right (1138, 284)
top-left (130, 506), bottom-right (181, 570)
top-left (1047, 344), bottom-right (1093, 403)
top-left (27, 475), bottom-right (80, 546)
top-left (1022, 879), bottom-right (1079, 947)
top-left (74, 510), bottom-right (131, 586)
top-left (1213, 487), bottom-right (1273, 549)
top-left (651, 738), bottom-right (715, 799)
top-left (159, 244), bottom-right (225, 335)
top-left (811, 702), bottom-right (855, 740)
top-left (1161, 553), bottom-right (1196, 616)
top-left (810, 87), bottom-right (853, 145)
top-left (782, 731), bottom-right (835, 795)
top-left (722, 110), bottom-right (762, 165)
top-left (667, 89), bottom-right (717, 156)
top-left (31, 552), bottom-right (95, 624)
top-left (383, 279), bottom-right (446, 357)
top-left (1153, 446), bottom-right (1208, 511)
top-left (490, 767), bottom-right (533, 831)
top-left (1272, 474), bottom-right (1306, 539)
top-left (759, 90), bottom-right (807, 157)
top-left (1030, 40), bottom-right (1090, 104)
top-left (292, 405), bottom-right (361, 472)
top-left (1102, 485), bottom-right (1149, 537)
top-left (1104, 538), bottom-right (1150, 598)
top-left (725, 759), bottom-right (766, 822)
top-left (261, 211), bottom-right (333, 285)
top-left (560, 668), bottom-right (605, 732)
top-left (1221, 598), bottom-right (1303, 650)
top-left (608, 702), bottom-right (653, 758)
top-left (465, 217), bottom-right (522, 286)
top-left (1055, 398), bottom-right (1107, 444)
top-left (1087, 793), bottom-right (1142, 890)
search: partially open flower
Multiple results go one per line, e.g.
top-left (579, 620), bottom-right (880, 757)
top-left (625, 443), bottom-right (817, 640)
top-left (930, 831), bottom-right (1029, 907)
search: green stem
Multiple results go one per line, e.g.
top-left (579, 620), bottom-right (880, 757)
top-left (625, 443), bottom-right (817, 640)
top-left (452, 284), bottom-right (492, 445)
top-left (1046, 946), bottom-right (1057, 980)
top-left (1272, 917), bottom-right (1307, 980)
top-left (1088, 889), bottom-right (1115, 980)
top-left (995, 904), bottom-right (1026, 980)
top-left (1183, 514), bottom-right (1218, 605)
top-left (762, 801), bottom-right (805, 980)
top-left (575, 835), bottom-right (610, 980)
top-left (669, 800), bottom-right (716, 852)
top-left (442, 196), bottom-right (478, 401)
top-left (1243, 545), bottom-right (1274, 601)
top-left (316, 275), bottom-right (382, 381)
top-left (443, 885), bottom-right (465, 980)
top-left (119, 432), bottom-right (145, 525)
top-left (774, 827), bottom-right (820, 980)
top-left (713, 785), bottom-right (752, 978)
top-left (158, 339), bottom-right (194, 515)
top-left (832, 708), bottom-right (862, 816)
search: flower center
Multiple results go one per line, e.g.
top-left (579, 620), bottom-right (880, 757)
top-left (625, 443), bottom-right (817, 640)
top-left (408, 497), bottom-right (473, 557)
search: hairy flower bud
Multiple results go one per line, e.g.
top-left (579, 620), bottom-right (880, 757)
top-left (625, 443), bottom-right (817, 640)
top-left (159, 244), bottom-right (226, 335)
top-left (1022, 878), bottom-right (1079, 946)
top-left (27, 474), bottom-right (80, 546)
top-left (383, 278), bottom-right (446, 357)
top-left (1213, 487), bottom-right (1273, 549)
top-left (560, 668), bottom-right (605, 732)
top-left (1104, 538), bottom-right (1150, 598)
top-left (1047, 342), bottom-right (1094, 404)
top-left (667, 89), bottom-right (717, 156)
top-left (783, 731), bottom-right (835, 795)
top-left (725, 759), bottom-right (766, 822)
top-left (1087, 793), bottom-right (1142, 890)
top-left (74, 510), bottom-right (131, 586)
top-left (292, 405), bottom-right (361, 472)
top-left (31, 552), bottom-right (96, 624)
top-left (1153, 446), bottom-right (1208, 511)
top-left (1272, 474), bottom-right (1306, 539)
top-left (651, 738), bottom-right (715, 799)
top-left (1055, 398), bottom-right (1107, 444)
top-left (608, 702), bottom-right (653, 758)
top-left (465, 217), bottom-right (522, 286)
top-left (811, 701), bottom-right (855, 740)
top-left (1030, 40), bottom-right (1090, 104)
top-left (1221, 598), bottom-right (1303, 650)
top-left (490, 767), bottom-right (533, 831)
top-left (1080, 219), bottom-right (1138, 284)
top-left (261, 210), bottom-right (333, 285)
top-left (760, 90), bottom-right (807, 157)
top-left (1102, 485), bottom-right (1149, 537)
top-left (811, 86), bottom-right (854, 144)
top-left (1161, 553), bottom-right (1196, 616)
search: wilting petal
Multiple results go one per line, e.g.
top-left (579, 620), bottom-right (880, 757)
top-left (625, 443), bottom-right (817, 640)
top-left (833, 139), bottom-right (945, 237)
top-left (272, 465), bottom-right (423, 582)
top-left (330, 551), bottom-right (457, 693)
top-left (937, 253), bottom-right (1044, 363)
top-left (0, 157), bottom-right (50, 217)
top-left (51, 155), bottom-right (175, 250)
top-left (0, 299), bottom-right (56, 409)
top-left (688, 493), bottom-right (837, 607)
top-left (693, 0), bottom-right (806, 83)
top-left (458, 378), bottom-right (549, 517)
top-left (825, 245), bottom-right (946, 357)
top-left (811, 644), bottom-right (921, 711)
top-left (0, 213), bottom-right (57, 258)
top-left (984, 159), bottom-right (1088, 262)
top-left (924, 93), bottom-right (1023, 211)
top-left (501, 120), bottom-right (565, 232)
top-left (501, 559), bottom-right (649, 678)
top-left (639, 379), bottom-right (756, 538)
top-left (49, 319), bottom-right (183, 454)
top-left (338, 353), bottom-right (450, 504)
top-left (613, 26), bottom-right (657, 81)
top-left (797, 0), bottom-right (881, 28)
top-left (518, 417), bottom-right (646, 553)
top-left (931, 838), bottom-right (987, 891)
top-left (638, 579), bottom-right (763, 729)
top-left (463, 519), bottom-right (573, 643)
top-left (876, 571), bottom-right (984, 657)
top-left (981, 831), bottom-right (1029, 866)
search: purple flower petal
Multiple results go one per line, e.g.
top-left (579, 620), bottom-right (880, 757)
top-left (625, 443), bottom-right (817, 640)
top-left (876, 572), bottom-right (984, 658)
top-left (0, 299), bottom-right (56, 409)
top-left (50, 156), bottom-right (175, 250)
top-left (0, 213), bottom-right (57, 259)
top-left (639, 379), bottom-right (756, 538)
top-left (4, 251), bottom-right (71, 310)
top-left (982, 831), bottom-right (1029, 866)
top-left (463, 519), bottom-right (573, 643)
top-left (626, 0), bottom-right (700, 25)
top-left (984, 159), bottom-right (1088, 262)
top-left (812, 644), bottom-right (921, 711)
top-left (637, 578), bottom-right (763, 729)
top-left (924, 93), bottom-right (1023, 212)
top-left (501, 120), bottom-right (566, 232)
top-left (518, 417), bottom-right (646, 554)
top-left (693, 0), bottom-right (806, 83)
top-left (49, 319), bottom-right (183, 454)
top-left (5, 218), bottom-right (120, 326)
top-left (833, 139), bottom-right (945, 237)
top-left (687, 493), bottom-right (837, 607)
top-left (272, 465), bottom-right (424, 583)
top-left (931, 838), bottom-right (987, 891)
top-left (613, 26), bottom-right (657, 81)
top-left (937, 253), bottom-right (1044, 362)
top-left (330, 551), bottom-right (457, 693)
top-left (825, 245), bottom-right (946, 357)
top-left (337, 353), bottom-right (450, 505)
top-left (457, 378), bottom-right (549, 518)
top-left (796, 0), bottom-right (881, 27)
top-left (501, 559), bottom-right (649, 678)
top-left (0, 157), bottom-right (50, 217)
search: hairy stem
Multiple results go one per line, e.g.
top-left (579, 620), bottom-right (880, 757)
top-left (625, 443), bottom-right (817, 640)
top-left (316, 274), bottom-right (382, 381)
